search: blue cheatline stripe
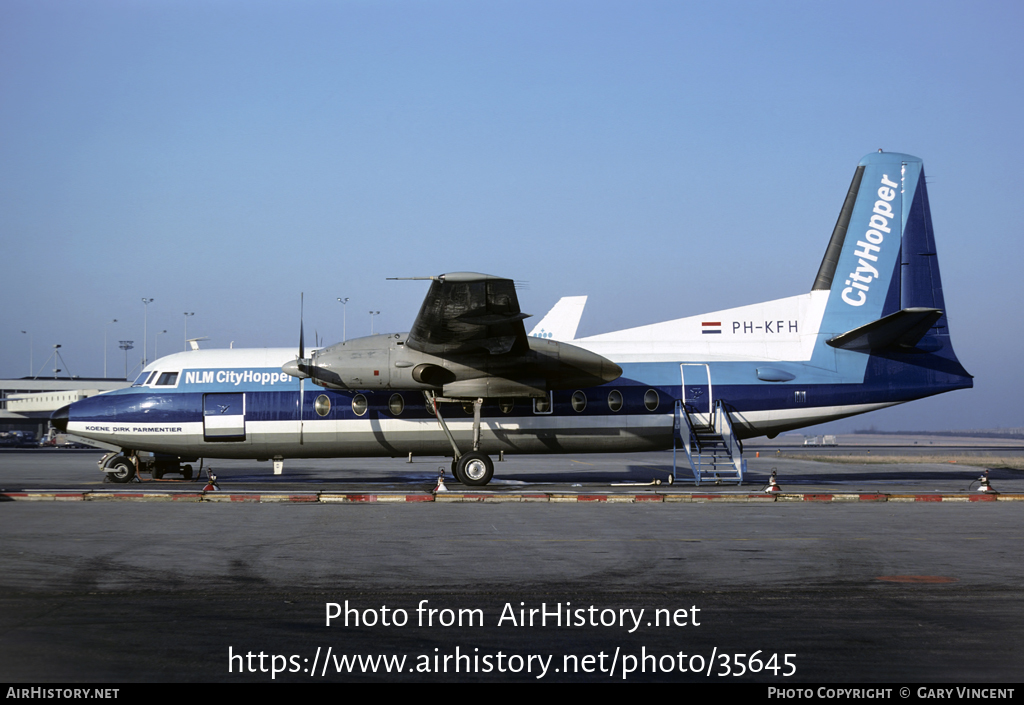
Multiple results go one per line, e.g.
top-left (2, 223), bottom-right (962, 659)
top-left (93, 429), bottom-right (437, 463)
top-left (68, 364), bottom-right (971, 426)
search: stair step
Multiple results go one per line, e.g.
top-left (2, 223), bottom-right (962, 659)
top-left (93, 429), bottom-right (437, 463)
top-left (674, 398), bottom-right (744, 486)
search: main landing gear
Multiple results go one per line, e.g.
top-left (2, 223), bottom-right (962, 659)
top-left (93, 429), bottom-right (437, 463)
top-left (428, 392), bottom-right (496, 487)
top-left (452, 451), bottom-right (494, 487)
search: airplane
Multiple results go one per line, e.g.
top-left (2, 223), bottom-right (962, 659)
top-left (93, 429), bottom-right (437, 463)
top-left (52, 151), bottom-right (972, 486)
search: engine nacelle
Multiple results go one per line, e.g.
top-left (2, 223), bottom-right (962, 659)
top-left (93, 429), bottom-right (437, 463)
top-left (282, 332), bottom-right (621, 396)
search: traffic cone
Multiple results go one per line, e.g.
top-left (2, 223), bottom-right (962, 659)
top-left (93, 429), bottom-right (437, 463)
top-left (765, 469), bottom-right (782, 494)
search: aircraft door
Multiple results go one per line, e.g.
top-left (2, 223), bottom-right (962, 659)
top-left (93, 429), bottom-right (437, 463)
top-left (680, 364), bottom-right (712, 417)
top-left (203, 393), bottom-right (246, 442)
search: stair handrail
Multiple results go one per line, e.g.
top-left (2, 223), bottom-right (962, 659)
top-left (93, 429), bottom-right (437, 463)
top-left (673, 400), bottom-right (701, 484)
top-left (713, 399), bottom-right (744, 481)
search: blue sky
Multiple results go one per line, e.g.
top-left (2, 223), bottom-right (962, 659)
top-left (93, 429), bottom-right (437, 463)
top-left (2, 1), bottom-right (1022, 432)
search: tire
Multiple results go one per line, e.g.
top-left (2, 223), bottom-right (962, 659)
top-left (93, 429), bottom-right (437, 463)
top-left (456, 452), bottom-right (493, 487)
top-left (108, 457), bottom-right (136, 484)
top-left (151, 467), bottom-right (163, 480)
top-left (450, 458), bottom-right (462, 483)
top-left (181, 465), bottom-right (193, 481)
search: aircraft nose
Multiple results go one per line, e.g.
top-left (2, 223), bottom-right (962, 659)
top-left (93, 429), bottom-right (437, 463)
top-left (51, 404), bottom-right (70, 433)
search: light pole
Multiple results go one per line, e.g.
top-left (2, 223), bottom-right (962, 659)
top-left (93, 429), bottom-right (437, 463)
top-left (32, 344), bottom-right (70, 379)
top-left (119, 341), bottom-right (134, 380)
top-left (183, 312), bottom-right (194, 351)
top-left (369, 311), bottom-right (380, 335)
top-left (51, 344), bottom-right (62, 379)
top-left (337, 298), bottom-right (349, 341)
top-left (141, 298), bottom-right (154, 367)
top-left (103, 319), bottom-right (117, 378)
top-left (155, 330), bottom-right (167, 360)
top-left (20, 331), bottom-right (31, 377)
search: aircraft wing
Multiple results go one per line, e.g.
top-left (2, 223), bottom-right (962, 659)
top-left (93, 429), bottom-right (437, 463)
top-left (405, 273), bottom-right (531, 356)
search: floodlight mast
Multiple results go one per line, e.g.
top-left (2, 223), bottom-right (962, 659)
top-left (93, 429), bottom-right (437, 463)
top-left (20, 331), bottom-right (31, 377)
top-left (103, 320), bottom-right (117, 378)
top-left (119, 341), bottom-right (134, 380)
top-left (141, 298), bottom-right (154, 367)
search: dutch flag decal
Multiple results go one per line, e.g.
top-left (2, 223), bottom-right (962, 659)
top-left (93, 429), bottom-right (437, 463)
top-left (701, 321), bottom-right (722, 334)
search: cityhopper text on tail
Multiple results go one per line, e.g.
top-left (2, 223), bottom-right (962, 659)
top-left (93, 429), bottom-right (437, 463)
top-left (53, 152), bottom-right (972, 486)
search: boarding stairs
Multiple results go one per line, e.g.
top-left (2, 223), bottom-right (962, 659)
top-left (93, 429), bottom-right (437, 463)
top-left (672, 399), bottom-right (746, 486)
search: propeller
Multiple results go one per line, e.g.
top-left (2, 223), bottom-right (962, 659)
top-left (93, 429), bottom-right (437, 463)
top-left (278, 294), bottom-right (309, 443)
top-left (282, 294), bottom-right (312, 379)
top-left (299, 293), bottom-right (305, 444)
top-left (279, 294), bottom-right (322, 445)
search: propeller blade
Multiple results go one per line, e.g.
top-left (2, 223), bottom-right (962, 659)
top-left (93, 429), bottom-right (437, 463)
top-left (299, 293), bottom-right (305, 361)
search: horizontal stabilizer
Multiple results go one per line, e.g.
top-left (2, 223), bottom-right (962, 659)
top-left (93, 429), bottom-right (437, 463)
top-left (827, 307), bottom-right (943, 351)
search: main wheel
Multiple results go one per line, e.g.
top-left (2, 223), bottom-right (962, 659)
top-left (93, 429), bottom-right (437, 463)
top-left (456, 452), bottom-right (493, 487)
top-left (181, 465), bottom-right (193, 481)
top-left (108, 457), bottom-right (136, 484)
top-left (151, 467), bottom-right (163, 480)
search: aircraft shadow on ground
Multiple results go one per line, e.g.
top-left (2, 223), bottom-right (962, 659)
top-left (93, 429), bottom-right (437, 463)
top-left (85, 462), bottom-right (1021, 489)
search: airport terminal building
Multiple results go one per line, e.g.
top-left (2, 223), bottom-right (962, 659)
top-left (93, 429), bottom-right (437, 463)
top-left (0, 378), bottom-right (131, 443)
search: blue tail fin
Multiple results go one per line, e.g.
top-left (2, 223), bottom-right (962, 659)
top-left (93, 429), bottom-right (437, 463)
top-left (814, 151), bottom-right (951, 351)
top-left (810, 151), bottom-right (970, 396)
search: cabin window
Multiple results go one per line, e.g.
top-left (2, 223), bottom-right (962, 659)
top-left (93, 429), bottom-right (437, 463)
top-left (794, 391), bottom-right (807, 404)
top-left (607, 390), bottom-right (623, 412)
top-left (351, 394), bottom-right (368, 416)
top-left (155, 372), bottom-right (178, 386)
top-left (315, 394), bottom-right (331, 417)
top-left (571, 391), bottom-right (587, 412)
top-left (389, 394), bottom-right (405, 416)
top-left (644, 389), bottom-right (659, 411)
top-left (533, 393), bottom-right (552, 414)
top-left (498, 398), bottom-right (514, 414)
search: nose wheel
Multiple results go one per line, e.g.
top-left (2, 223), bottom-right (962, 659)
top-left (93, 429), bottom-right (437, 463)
top-left (107, 456), bottom-right (137, 484)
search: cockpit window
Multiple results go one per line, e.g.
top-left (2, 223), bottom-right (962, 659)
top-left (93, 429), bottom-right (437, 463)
top-left (132, 372), bottom-right (151, 387)
top-left (155, 372), bottom-right (178, 386)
